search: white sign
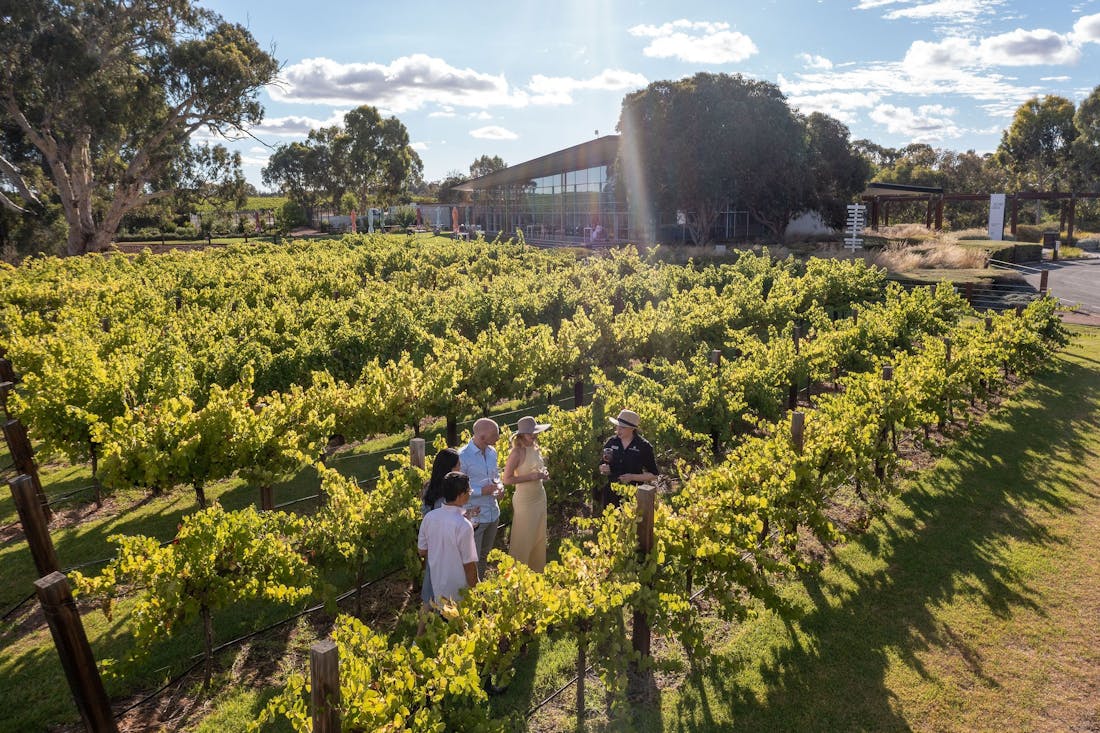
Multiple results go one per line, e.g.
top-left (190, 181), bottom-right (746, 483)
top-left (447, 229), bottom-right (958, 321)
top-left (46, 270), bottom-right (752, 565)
top-left (845, 204), bottom-right (866, 251)
top-left (988, 193), bottom-right (1006, 241)
top-left (676, 209), bottom-right (686, 226)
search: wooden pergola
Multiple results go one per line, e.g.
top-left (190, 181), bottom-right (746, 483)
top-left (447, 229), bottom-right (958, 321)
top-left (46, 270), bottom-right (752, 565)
top-left (861, 183), bottom-right (1100, 242)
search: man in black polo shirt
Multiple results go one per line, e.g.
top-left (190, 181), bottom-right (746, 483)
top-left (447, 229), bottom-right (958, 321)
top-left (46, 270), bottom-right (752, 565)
top-left (597, 409), bottom-right (659, 510)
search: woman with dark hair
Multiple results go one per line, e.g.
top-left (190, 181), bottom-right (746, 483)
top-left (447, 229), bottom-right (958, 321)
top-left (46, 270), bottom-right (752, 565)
top-left (422, 447), bottom-right (461, 513)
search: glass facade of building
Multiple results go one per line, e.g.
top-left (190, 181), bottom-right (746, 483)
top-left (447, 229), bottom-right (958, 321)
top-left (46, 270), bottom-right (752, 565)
top-left (463, 140), bottom-right (628, 243)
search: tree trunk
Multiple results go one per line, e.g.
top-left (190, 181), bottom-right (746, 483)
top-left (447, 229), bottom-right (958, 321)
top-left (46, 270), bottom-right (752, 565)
top-left (194, 479), bottom-right (207, 509)
top-left (201, 603), bottom-right (214, 689)
top-left (446, 415), bottom-right (458, 447)
top-left (89, 441), bottom-right (101, 508)
top-left (355, 552), bottom-right (364, 618)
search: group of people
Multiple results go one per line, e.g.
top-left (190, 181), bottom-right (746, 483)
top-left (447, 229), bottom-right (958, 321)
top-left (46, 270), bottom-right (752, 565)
top-left (416, 409), bottom-right (659, 615)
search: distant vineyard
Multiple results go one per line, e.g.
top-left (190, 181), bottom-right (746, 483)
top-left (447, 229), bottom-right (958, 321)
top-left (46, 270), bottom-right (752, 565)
top-left (194, 194), bottom-right (289, 212)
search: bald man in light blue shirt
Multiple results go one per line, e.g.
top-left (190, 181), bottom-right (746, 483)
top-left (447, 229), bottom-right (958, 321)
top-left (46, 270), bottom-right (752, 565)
top-left (458, 418), bottom-right (503, 578)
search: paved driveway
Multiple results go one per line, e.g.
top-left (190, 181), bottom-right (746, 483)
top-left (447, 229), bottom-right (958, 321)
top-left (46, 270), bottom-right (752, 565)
top-left (1023, 257), bottom-right (1100, 315)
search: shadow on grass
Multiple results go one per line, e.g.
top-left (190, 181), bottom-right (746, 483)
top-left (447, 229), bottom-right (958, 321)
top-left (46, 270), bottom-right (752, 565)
top-left (668, 352), bottom-right (1100, 732)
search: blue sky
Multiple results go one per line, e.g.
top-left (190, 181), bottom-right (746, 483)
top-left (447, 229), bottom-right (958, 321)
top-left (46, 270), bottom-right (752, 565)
top-left (199, 0), bottom-right (1100, 188)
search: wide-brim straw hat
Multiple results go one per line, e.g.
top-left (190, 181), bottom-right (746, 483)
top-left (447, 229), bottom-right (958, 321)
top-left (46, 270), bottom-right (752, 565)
top-left (608, 409), bottom-right (641, 429)
top-left (512, 415), bottom-right (551, 439)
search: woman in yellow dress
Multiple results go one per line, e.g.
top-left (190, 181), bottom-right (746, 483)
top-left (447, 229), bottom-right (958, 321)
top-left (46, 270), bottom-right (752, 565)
top-left (503, 415), bottom-right (550, 572)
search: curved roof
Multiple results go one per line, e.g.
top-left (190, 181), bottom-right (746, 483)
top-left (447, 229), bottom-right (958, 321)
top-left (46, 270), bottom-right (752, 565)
top-left (453, 135), bottom-right (620, 191)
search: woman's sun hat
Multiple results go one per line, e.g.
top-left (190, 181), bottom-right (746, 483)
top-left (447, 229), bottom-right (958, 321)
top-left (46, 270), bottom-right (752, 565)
top-left (608, 409), bottom-right (641, 429)
top-left (513, 415), bottom-right (551, 438)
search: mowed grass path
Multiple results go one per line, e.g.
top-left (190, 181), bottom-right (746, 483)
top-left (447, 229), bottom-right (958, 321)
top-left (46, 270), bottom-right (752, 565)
top-left (660, 326), bottom-right (1100, 732)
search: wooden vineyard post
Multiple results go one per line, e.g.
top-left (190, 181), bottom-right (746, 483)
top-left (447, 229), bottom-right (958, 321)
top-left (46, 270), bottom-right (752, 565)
top-left (409, 438), bottom-right (426, 470)
top-left (964, 282), bottom-right (974, 305)
top-left (445, 416), bottom-right (458, 447)
top-left (878, 366), bottom-right (895, 477)
top-left (789, 325), bottom-right (802, 410)
top-left (790, 411), bottom-right (805, 454)
top-left (310, 639), bottom-right (341, 733)
top-left (710, 349), bottom-right (722, 456)
top-left (1039, 270), bottom-right (1049, 295)
top-left (0, 357), bottom-right (17, 384)
top-left (0, 380), bottom-right (12, 420)
top-left (259, 486), bottom-right (274, 511)
top-left (985, 316), bottom-right (993, 332)
top-left (35, 572), bottom-right (118, 733)
top-left (789, 411), bottom-right (807, 527)
top-left (10, 474), bottom-right (60, 576)
top-left (943, 338), bottom-right (953, 426)
top-left (576, 624), bottom-right (588, 725)
top-left (631, 486), bottom-right (656, 661)
top-left (4, 418), bottom-right (52, 520)
top-left (574, 378), bottom-right (585, 409)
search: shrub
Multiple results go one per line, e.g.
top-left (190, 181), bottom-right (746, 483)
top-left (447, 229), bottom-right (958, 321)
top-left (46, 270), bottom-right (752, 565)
top-left (1014, 224), bottom-right (1042, 243)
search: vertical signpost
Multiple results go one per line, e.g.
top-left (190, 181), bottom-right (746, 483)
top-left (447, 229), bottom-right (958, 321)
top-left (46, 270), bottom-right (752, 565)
top-left (988, 193), bottom-right (1006, 241)
top-left (845, 204), bottom-right (866, 253)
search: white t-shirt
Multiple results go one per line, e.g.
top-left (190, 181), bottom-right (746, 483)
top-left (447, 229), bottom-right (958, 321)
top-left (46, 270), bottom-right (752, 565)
top-left (417, 503), bottom-right (478, 605)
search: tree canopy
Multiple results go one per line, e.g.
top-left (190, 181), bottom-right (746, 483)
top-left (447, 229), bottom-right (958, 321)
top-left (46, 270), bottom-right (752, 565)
top-left (0, 0), bottom-right (278, 255)
top-left (615, 72), bottom-right (868, 243)
top-left (1071, 85), bottom-right (1100, 188)
top-left (470, 154), bottom-right (506, 179)
top-left (262, 106), bottom-right (418, 215)
top-left (995, 95), bottom-right (1078, 192)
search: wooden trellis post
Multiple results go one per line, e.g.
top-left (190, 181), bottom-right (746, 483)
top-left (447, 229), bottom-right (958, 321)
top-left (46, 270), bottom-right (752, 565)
top-left (3, 418), bottom-right (52, 520)
top-left (10, 474), bottom-right (59, 576)
top-left (631, 486), bottom-right (656, 660)
top-left (311, 639), bottom-right (341, 733)
top-left (35, 572), bottom-right (118, 732)
top-left (409, 438), bottom-right (426, 470)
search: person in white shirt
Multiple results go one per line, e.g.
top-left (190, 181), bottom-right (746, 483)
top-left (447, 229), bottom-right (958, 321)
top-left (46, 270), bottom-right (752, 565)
top-left (417, 472), bottom-right (479, 608)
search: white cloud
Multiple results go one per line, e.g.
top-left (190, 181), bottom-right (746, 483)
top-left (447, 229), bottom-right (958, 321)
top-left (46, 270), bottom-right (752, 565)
top-left (786, 90), bottom-right (882, 123)
top-left (1040, 75), bottom-right (1072, 82)
top-left (269, 54), bottom-right (530, 111)
top-left (628, 20), bottom-right (758, 64)
top-left (240, 150), bottom-right (271, 167)
top-left (470, 126), bottom-right (518, 140)
top-left (1070, 12), bottom-right (1100, 45)
top-left (469, 111), bottom-right (492, 120)
top-left (268, 55), bottom-right (646, 113)
top-left (870, 103), bottom-right (962, 140)
top-left (410, 142), bottom-right (429, 151)
top-left (798, 53), bottom-right (834, 70)
top-left (978, 28), bottom-right (1080, 65)
top-left (779, 61), bottom-right (1038, 106)
top-left (249, 111), bottom-right (349, 137)
top-left (881, 0), bottom-right (1003, 21)
top-left (904, 37), bottom-right (979, 69)
top-left (904, 28), bottom-right (1081, 71)
top-left (853, 0), bottom-right (910, 8)
top-left (527, 69), bottom-right (648, 104)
